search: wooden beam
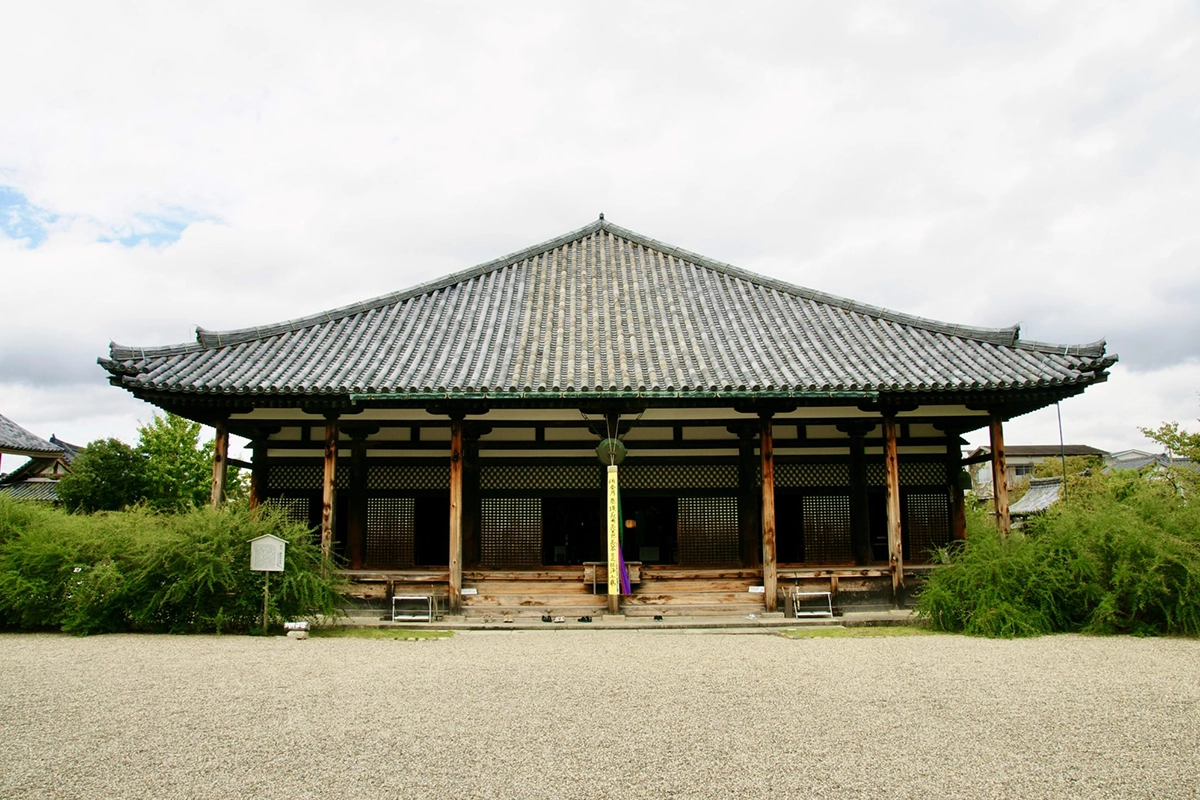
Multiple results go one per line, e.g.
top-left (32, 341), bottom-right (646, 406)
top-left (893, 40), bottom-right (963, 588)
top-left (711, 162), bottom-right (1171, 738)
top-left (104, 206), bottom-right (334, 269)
top-left (883, 413), bottom-right (904, 598)
top-left (210, 417), bottom-right (229, 508)
top-left (320, 416), bottom-right (339, 562)
top-left (947, 441), bottom-right (968, 541)
top-left (760, 415), bottom-right (777, 612)
top-left (990, 414), bottom-right (1011, 537)
top-left (736, 428), bottom-right (760, 568)
top-left (248, 440), bottom-right (268, 510)
top-left (448, 416), bottom-right (464, 614)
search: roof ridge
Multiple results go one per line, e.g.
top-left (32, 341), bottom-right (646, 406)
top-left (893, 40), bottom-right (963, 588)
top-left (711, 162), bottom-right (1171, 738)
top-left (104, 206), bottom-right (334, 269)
top-left (104, 217), bottom-right (1107, 358)
top-left (599, 220), bottom-right (1024, 347)
top-left (192, 219), bottom-right (608, 349)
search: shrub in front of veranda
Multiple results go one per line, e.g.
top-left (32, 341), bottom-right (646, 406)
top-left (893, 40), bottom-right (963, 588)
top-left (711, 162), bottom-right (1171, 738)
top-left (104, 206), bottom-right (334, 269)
top-left (133, 504), bottom-right (342, 634)
top-left (916, 468), bottom-right (1200, 638)
top-left (0, 495), bottom-right (342, 634)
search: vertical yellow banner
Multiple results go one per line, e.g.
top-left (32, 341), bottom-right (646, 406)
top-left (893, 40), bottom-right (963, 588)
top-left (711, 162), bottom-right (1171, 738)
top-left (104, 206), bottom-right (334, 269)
top-left (607, 465), bottom-right (620, 596)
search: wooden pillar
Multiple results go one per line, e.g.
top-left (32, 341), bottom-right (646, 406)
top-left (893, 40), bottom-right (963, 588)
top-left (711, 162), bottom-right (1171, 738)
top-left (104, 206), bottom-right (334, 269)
top-left (448, 415), bottom-right (464, 614)
top-left (320, 415), bottom-right (339, 562)
top-left (346, 432), bottom-right (368, 570)
top-left (990, 414), bottom-right (1011, 537)
top-left (760, 414), bottom-right (777, 612)
top-left (946, 439), bottom-right (968, 541)
top-left (249, 440), bottom-right (268, 510)
top-left (736, 427), bottom-right (761, 567)
top-left (840, 421), bottom-right (874, 566)
top-left (210, 417), bottom-right (229, 508)
top-left (882, 413), bottom-right (904, 598)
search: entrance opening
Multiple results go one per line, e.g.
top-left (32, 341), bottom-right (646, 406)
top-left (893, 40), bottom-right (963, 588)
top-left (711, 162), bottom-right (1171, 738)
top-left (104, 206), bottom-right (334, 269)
top-left (620, 496), bottom-right (678, 565)
top-left (414, 494), bottom-right (449, 566)
top-left (542, 496), bottom-right (604, 565)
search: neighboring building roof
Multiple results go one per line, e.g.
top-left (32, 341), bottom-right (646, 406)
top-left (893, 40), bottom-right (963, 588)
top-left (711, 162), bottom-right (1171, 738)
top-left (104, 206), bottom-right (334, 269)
top-left (1107, 449), bottom-right (1156, 462)
top-left (0, 436), bottom-right (83, 486)
top-left (967, 444), bottom-right (1109, 460)
top-left (1106, 453), bottom-right (1198, 472)
top-left (1010, 477), bottom-right (1063, 516)
top-left (100, 218), bottom-right (1116, 402)
top-left (0, 413), bottom-right (63, 458)
top-left (0, 478), bottom-right (60, 502)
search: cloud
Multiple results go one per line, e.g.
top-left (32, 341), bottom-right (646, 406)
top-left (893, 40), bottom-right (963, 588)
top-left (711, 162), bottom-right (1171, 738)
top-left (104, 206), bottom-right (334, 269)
top-left (0, 1), bottom-right (1198, 453)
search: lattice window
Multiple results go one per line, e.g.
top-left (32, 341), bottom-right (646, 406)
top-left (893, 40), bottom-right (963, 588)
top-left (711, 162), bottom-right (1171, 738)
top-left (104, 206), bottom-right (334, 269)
top-left (269, 464), bottom-right (349, 489)
top-left (480, 464), bottom-right (599, 491)
top-left (677, 497), bottom-right (739, 566)
top-left (901, 462), bottom-right (946, 486)
top-left (865, 461), bottom-right (946, 487)
top-left (621, 463), bottom-right (737, 490)
top-left (264, 497), bottom-right (311, 526)
top-left (801, 494), bottom-right (853, 564)
top-left (367, 497), bottom-right (415, 569)
top-left (905, 492), bottom-right (951, 562)
top-left (775, 463), bottom-right (850, 487)
top-left (481, 497), bottom-right (542, 568)
top-left (270, 465), bottom-right (320, 490)
top-left (368, 465), bottom-right (448, 490)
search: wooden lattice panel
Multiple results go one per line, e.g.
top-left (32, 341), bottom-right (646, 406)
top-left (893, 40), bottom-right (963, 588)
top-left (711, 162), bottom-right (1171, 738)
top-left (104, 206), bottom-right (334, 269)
top-left (481, 497), bottom-right (543, 568)
top-left (905, 492), bottom-right (951, 562)
top-left (866, 461), bottom-right (947, 487)
top-left (621, 463), bottom-right (737, 490)
top-left (367, 497), bottom-right (415, 569)
top-left (775, 463), bottom-right (850, 487)
top-left (368, 465), bottom-right (448, 491)
top-left (480, 464), bottom-right (599, 491)
top-left (264, 497), bottom-right (311, 526)
top-left (677, 496), bottom-right (739, 566)
top-left (270, 464), bottom-right (348, 490)
top-left (801, 494), bottom-right (853, 564)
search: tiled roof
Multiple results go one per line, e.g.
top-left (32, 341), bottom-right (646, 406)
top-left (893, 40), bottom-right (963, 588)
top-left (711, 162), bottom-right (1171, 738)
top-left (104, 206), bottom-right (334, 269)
top-left (1010, 477), bottom-right (1062, 516)
top-left (100, 219), bottom-right (1116, 401)
top-left (0, 413), bottom-right (63, 456)
top-left (0, 478), bottom-right (60, 503)
top-left (968, 445), bottom-right (1109, 459)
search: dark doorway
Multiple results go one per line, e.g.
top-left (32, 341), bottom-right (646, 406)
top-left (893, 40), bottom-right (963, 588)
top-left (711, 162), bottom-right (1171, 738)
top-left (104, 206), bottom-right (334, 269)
top-left (775, 492), bottom-right (804, 563)
top-left (868, 487), bottom-right (889, 562)
top-left (542, 496), bottom-right (605, 565)
top-left (414, 494), bottom-right (449, 566)
top-left (620, 496), bottom-right (678, 565)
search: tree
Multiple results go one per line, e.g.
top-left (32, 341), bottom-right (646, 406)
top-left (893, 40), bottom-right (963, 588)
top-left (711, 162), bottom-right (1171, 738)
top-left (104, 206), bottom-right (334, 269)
top-left (1141, 421), bottom-right (1200, 463)
top-left (138, 413), bottom-right (213, 511)
top-left (57, 438), bottom-right (148, 513)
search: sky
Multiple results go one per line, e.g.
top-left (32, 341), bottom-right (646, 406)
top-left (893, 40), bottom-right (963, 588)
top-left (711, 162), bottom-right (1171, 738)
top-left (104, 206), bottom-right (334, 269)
top-left (2, 0), bottom-right (1198, 471)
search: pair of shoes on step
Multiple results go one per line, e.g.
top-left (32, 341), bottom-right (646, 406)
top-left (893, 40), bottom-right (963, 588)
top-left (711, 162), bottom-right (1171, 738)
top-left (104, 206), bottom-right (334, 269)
top-left (577, 615), bottom-right (593, 623)
top-left (541, 614), bottom-right (552, 623)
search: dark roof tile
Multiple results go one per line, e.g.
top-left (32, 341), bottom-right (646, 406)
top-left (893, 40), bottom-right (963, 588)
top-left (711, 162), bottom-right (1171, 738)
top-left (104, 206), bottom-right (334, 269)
top-left (101, 220), bottom-right (1116, 399)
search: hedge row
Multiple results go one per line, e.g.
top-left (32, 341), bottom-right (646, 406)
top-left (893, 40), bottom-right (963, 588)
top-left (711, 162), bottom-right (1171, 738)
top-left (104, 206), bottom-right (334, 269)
top-left (916, 467), bottom-right (1200, 637)
top-left (0, 495), bottom-right (342, 635)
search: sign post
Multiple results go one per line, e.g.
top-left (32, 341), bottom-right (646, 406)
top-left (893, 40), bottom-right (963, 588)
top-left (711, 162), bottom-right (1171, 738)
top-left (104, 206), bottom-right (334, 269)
top-left (606, 465), bottom-right (620, 614)
top-left (249, 534), bottom-right (287, 633)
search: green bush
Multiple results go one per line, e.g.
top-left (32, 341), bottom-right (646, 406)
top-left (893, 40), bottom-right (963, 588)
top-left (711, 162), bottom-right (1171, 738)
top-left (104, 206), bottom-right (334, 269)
top-left (917, 467), bottom-right (1200, 637)
top-left (0, 495), bottom-right (342, 635)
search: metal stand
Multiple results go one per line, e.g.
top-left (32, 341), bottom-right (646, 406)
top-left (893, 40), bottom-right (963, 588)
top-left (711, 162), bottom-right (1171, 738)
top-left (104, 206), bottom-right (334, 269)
top-left (392, 595), bottom-right (433, 623)
top-left (792, 590), bottom-right (834, 618)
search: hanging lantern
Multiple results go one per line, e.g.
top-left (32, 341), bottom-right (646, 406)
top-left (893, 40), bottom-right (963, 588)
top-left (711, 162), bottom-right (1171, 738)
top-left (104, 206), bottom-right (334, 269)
top-left (596, 438), bottom-right (627, 465)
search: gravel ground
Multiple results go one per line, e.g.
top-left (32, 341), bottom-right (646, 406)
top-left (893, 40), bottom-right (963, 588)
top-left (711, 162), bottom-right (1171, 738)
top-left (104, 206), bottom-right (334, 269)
top-left (1, 630), bottom-right (1198, 799)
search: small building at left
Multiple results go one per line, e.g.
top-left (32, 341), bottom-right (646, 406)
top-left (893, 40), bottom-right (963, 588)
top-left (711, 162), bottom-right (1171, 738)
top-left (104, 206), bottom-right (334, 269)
top-left (0, 413), bottom-right (83, 503)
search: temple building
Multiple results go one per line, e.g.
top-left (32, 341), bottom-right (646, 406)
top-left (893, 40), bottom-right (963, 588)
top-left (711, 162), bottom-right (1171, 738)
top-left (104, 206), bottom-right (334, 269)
top-left (100, 217), bottom-right (1115, 616)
